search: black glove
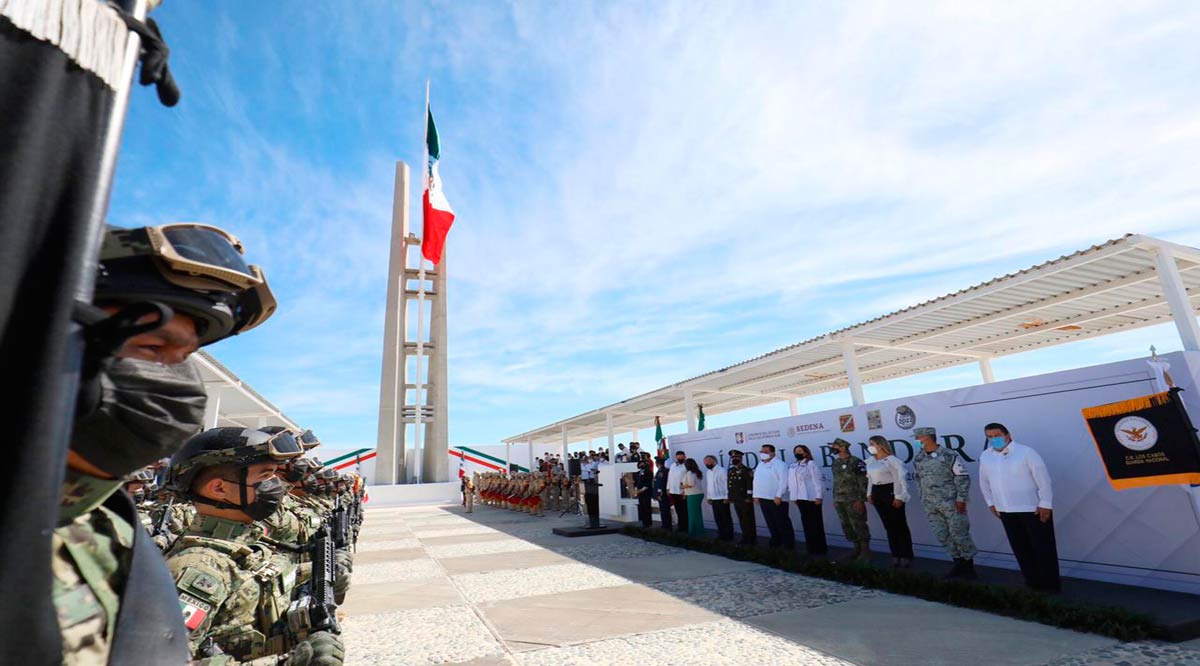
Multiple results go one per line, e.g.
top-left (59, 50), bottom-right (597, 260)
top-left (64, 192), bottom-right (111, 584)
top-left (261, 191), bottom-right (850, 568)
top-left (287, 631), bottom-right (344, 666)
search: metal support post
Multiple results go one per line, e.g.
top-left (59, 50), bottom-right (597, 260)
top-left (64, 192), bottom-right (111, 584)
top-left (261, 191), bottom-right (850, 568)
top-left (842, 341), bottom-right (866, 406)
top-left (606, 412), bottom-right (615, 463)
top-left (979, 358), bottom-right (996, 384)
top-left (684, 390), bottom-right (697, 433)
top-left (788, 396), bottom-right (799, 416)
top-left (561, 427), bottom-right (569, 466)
top-left (1154, 245), bottom-right (1200, 352)
top-left (203, 390), bottom-right (222, 429)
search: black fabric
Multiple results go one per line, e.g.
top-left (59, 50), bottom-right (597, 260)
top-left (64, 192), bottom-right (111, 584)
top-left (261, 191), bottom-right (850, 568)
top-left (583, 479), bottom-right (600, 527)
top-left (671, 494), bottom-right (688, 532)
top-left (637, 492), bottom-right (652, 527)
top-left (794, 500), bottom-right (828, 554)
top-left (732, 499), bottom-right (757, 545)
top-left (709, 499), bottom-right (734, 540)
top-left (870, 483), bottom-right (914, 558)
top-left (1083, 388), bottom-right (1200, 490)
top-left (0, 17), bottom-right (117, 665)
top-left (1000, 512), bottom-right (1061, 591)
top-left (657, 494), bottom-right (673, 530)
top-left (758, 500), bottom-right (793, 549)
top-left (105, 492), bottom-right (191, 665)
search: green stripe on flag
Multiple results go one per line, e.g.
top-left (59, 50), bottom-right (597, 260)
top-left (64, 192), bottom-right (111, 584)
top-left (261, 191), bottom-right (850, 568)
top-left (457, 446), bottom-right (527, 472)
top-left (325, 448), bottom-right (372, 466)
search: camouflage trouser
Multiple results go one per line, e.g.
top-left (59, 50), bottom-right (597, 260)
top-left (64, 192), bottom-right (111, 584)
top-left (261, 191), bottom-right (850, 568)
top-left (834, 500), bottom-right (870, 543)
top-left (465, 490), bottom-right (474, 513)
top-left (924, 500), bottom-right (977, 559)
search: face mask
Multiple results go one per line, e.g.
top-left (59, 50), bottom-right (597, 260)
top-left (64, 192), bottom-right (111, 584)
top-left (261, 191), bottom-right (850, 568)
top-left (704, 463), bottom-right (715, 469)
top-left (731, 458), bottom-right (742, 465)
top-left (71, 357), bottom-right (206, 477)
top-left (988, 436), bottom-right (1008, 450)
top-left (243, 476), bottom-right (287, 521)
top-left (867, 446), bottom-right (879, 456)
top-left (130, 488), bottom-right (146, 504)
top-left (760, 452), bottom-right (773, 461)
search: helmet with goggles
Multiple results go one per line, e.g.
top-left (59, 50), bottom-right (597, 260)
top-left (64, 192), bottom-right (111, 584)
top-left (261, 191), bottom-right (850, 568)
top-left (96, 224), bottom-right (277, 346)
top-left (169, 427), bottom-right (303, 494)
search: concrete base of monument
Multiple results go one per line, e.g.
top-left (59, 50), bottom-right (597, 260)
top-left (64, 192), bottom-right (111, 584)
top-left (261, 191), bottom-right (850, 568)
top-left (552, 524), bottom-right (625, 537)
top-left (367, 481), bottom-right (459, 506)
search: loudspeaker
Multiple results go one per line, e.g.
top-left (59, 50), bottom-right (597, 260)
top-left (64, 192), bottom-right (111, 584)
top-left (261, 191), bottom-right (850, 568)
top-left (568, 458), bottom-right (582, 477)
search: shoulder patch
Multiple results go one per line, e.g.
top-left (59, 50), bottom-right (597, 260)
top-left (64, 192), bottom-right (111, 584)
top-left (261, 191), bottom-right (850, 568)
top-left (178, 591), bottom-right (212, 631)
top-left (177, 566), bottom-right (227, 602)
top-left (951, 457), bottom-right (968, 475)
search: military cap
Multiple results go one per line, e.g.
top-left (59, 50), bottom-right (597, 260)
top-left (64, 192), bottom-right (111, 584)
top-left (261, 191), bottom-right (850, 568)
top-left (728, 449), bottom-right (743, 456)
top-left (830, 438), bottom-right (852, 448)
top-left (913, 426), bottom-right (937, 437)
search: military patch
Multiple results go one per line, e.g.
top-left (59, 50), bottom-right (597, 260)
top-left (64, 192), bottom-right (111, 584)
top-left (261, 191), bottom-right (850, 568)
top-left (178, 592), bottom-right (211, 631)
top-left (178, 567), bottom-right (226, 601)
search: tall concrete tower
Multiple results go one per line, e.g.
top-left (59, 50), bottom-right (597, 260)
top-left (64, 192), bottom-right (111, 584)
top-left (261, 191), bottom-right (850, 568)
top-left (375, 161), bottom-right (449, 484)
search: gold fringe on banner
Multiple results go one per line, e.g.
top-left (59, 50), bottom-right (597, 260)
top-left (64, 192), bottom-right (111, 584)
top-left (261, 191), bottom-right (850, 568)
top-left (1080, 391), bottom-right (1172, 420)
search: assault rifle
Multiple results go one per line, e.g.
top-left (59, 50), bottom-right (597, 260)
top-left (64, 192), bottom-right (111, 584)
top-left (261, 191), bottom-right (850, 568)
top-left (331, 495), bottom-right (349, 550)
top-left (285, 523), bottom-right (341, 637)
top-left (152, 497), bottom-right (175, 548)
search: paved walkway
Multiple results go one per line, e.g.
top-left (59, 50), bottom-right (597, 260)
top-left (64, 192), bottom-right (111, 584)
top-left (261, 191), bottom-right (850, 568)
top-left (342, 504), bottom-right (1200, 666)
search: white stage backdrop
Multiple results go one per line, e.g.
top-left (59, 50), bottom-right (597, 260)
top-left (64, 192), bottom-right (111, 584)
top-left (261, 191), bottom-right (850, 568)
top-left (668, 351), bottom-right (1200, 594)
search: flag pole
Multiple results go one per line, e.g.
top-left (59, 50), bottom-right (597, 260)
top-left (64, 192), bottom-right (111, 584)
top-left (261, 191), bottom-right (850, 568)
top-left (415, 80), bottom-right (430, 484)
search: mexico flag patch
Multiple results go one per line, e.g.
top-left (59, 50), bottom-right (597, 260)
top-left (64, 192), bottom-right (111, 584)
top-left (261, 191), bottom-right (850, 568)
top-left (179, 593), bottom-right (212, 631)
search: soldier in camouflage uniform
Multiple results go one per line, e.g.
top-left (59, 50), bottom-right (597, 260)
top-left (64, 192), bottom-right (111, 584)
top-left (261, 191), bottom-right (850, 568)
top-left (829, 439), bottom-right (870, 562)
top-left (165, 427), bottom-right (344, 665)
top-left (726, 450), bottom-right (757, 545)
top-left (126, 467), bottom-right (159, 533)
top-left (54, 223), bottom-right (277, 665)
top-left (912, 426), bottom-right (978, 579)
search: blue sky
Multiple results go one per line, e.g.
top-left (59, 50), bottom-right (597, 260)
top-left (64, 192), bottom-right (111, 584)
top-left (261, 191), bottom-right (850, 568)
top-left (110, 1), bottom-right (1200, 451)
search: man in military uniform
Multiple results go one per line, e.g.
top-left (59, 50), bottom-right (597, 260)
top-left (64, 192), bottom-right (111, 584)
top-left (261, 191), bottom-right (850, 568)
top-left (726, 450), bottom-right (757, 545)
top-left (463, 473), bottom-right (476, 513)
top-left (830, 439), bottom-right (870, 562)
top-left (912, 426), bottom-right (978, 579)
top-left (54, 223), bottom-right (276, 665)
top-left (125, 467), bottom-right (159, 532)
top-left (165, 427), bottom-right (344, 664)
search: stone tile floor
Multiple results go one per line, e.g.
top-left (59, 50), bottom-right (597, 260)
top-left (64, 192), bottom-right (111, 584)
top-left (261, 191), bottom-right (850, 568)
top-left (340, 504), bottom-right (1200, 665)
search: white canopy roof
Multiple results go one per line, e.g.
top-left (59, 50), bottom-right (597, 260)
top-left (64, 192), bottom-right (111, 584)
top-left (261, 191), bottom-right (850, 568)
top-left (505, 234), bottom-right (1200, 444)
top-left (194, 350), bottom-right (299, 431)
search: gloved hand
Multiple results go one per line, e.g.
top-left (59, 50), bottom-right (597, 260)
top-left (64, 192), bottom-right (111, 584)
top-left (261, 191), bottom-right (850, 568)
top-left (335, 548), bottom-right (353, 573)
top-left (286, 631), bottom-right (344, 666)
top-left (333, 557), bottom-right (352, 604)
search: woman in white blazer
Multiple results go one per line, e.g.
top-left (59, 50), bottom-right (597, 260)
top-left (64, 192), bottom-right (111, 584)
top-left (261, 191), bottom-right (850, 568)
top-left (788, 444), bottom-right (827, 556)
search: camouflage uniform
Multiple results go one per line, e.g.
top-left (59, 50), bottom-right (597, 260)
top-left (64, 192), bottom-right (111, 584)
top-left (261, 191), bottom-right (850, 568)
top-left (166, 515), bottom-right (301, 661)
top-left (913, 445), bottom-right (977, 560)
top-left (831, 451), bottom-right (870, 546)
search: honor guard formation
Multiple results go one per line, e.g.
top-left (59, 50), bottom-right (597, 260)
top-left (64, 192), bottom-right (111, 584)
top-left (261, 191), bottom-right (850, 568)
top-left (55, 224), bottom-right (364, 665)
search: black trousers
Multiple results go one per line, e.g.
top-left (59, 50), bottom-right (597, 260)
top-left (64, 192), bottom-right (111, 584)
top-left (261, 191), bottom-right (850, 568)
top-left (671, 494), bottom-right (688, 531)
top-left (709, 499), bottom-right (735, 540)
top-left (1000, 512), bottom-right (1061, 591)
top-left (795, 500), bottom-right (828, 555)
top-left (732, 499), bottom-right (757, 544)
top-left (758, 500), bottom-right (795, 549)
top-left (583, 480), bottom-right (600, 526)
top-left (870, 483), bottom-right (913, 558)
top-left (657, 493), bottom-right (673, 530)
top-left (637, 491), bottom-right (653, 527)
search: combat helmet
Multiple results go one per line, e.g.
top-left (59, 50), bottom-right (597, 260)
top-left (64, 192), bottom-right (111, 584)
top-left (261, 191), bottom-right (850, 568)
top-left (96, 224), bottom-right (277, 345)
top-left (168, 427), bottom-right (303, 495)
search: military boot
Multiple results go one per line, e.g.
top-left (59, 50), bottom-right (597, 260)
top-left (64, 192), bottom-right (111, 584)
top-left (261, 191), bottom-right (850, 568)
top-left (855, 541), bottom-right (871, 562)
top-left (960, 558), bottom-right (978, 580)
top-left (839, 543), bottom-right (862, 563)
top-left (944, 558), bottom-right (965, 579)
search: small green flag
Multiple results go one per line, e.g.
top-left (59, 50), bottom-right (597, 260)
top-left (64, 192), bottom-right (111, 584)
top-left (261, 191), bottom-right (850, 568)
top-left (697, 404), bottom-right (706, 431)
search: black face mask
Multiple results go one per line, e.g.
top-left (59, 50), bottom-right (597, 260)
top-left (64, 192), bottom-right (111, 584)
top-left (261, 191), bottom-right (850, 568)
top-left (129, 488), bottom-right (146, 504)
top-left (731, 458), bottom-right (742, 465)
top-left (197, 471), bottom-right (287, 521)
top-left (71, 357), bottom-right (206, 477)
top-left (704, 463), bottom-right (715, 469)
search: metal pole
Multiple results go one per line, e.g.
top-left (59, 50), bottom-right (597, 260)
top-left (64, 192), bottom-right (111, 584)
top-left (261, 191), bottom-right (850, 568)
top-left (788, 397), bottom-right (799, 416)
top-left (979, 358), bottom-right (996, 384)
top-left (684, 390), bottom-right (697, 433)
top-left (505, 442), bottom-right (511, 474)
top-left (204, 391), bottom-right (222, 429)
top-left (842, 341), bottom-right (866, 406)
top-left (74, 0), bottom-right (149, 299)
top-left (561, 427), bottom-right (569, 466)
top-left (1153, 245), bottom-right (1200, 352)
top-left (606, 413), bottom-right (615, 463)
top-left (528, 440), bottom-right (534, 473)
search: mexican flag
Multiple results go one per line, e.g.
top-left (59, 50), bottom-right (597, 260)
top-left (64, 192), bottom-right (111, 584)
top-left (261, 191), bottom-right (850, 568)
top-left (422, 104), bottom-right (455, 264)
top-left (698, 404), bottom-right (706, 431)
top-left (655, 416), bottom-right (666, 458)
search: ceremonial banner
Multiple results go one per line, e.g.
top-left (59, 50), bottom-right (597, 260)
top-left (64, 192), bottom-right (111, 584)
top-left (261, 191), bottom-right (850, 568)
top-left (1082, 389), bottom-right (1200, 490)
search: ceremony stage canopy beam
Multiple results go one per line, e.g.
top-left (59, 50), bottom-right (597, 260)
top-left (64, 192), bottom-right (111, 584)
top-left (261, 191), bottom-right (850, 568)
top-left (505, 234), bottom-right (1200, 445)
top-left (194, 351), bottom-right (299, 431)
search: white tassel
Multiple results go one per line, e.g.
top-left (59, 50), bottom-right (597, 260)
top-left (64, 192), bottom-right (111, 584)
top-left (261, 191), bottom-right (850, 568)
top-left (2, 0), bottom-right (130, 89)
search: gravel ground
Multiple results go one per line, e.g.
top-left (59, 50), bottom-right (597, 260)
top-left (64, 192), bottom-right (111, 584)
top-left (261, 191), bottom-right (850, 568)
top-left (517, 618), bottom-right (853, 666)
top-left (342, 605), bottom-right (507, 666)
top-left (356, 538), bottom-right (422, 552)
top-left (650, 570), bottom-right (882, 618)
top-left (1038, 642), bottom-right (1200, 666)
top-left (453, 562), bottom-right (631, 603)
top-left (353, 558), bottom-right (445, 585)
top-left (425, 539), bottom-right (543, 559)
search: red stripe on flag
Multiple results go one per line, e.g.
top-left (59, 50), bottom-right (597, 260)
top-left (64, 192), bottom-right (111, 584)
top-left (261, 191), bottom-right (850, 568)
top-left (332, 451), bottom-right (376, 471)
top-left (422, 190), bottom-right (455, 264)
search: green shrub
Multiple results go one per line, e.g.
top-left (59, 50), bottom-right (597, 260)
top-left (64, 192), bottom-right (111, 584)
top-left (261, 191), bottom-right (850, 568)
top-left (622, 525), bottom-right (1161, 642)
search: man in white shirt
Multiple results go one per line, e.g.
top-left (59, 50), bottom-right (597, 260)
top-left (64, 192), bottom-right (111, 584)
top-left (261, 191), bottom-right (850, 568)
top-left (581, 454), bottom-right (602, 528)
top-left (979, 422), bottom-right (1060, 592)
top-left (666, 450), bottom-right (688, 532)
top-left (752, 444), bottom-right (794, 549)
top-left (703, 455), bottom-right (733, 540)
